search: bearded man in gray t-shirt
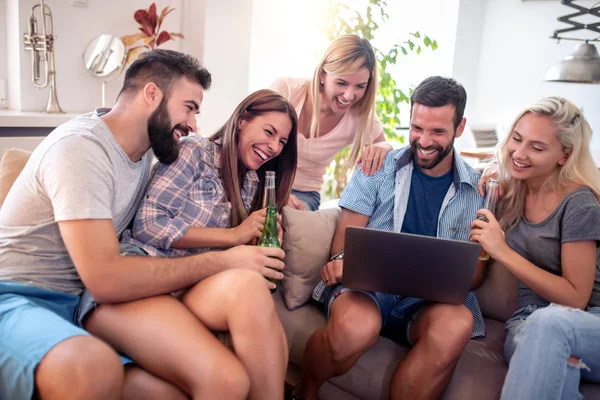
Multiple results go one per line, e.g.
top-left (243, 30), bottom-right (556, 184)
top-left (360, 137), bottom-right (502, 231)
top-left (0, 50), bottom-right (288, 400)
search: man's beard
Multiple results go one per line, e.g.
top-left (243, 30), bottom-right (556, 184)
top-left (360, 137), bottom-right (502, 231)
top-left (410, 134), bottom-right (455, 170)
top-left (147, 99), bottom-right (187, 165)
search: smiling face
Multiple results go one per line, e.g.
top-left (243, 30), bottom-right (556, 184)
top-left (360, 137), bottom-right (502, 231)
top-left (506, 113), bottom-right (569, 183)
top-left (409, 103), bottom-right (465, 176)
top-left (320, 67), bottom-right (370, 116)
top-left (147, 77), bottom-right (204, 164)
top-left (237, 111), bottom-right (293, 171)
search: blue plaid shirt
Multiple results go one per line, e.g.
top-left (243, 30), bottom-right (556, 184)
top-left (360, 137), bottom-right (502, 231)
top-left (337, 146), bottom-right (486, 338)
top-left (120, 136), bottom-right (259, 257)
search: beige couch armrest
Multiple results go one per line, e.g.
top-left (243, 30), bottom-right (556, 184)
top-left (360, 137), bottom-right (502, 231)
top-left (0, 148), bottom-right (31, 209)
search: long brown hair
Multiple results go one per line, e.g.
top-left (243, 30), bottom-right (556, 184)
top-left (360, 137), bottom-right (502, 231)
top-left (209, 89), bottom-right (298, 227)
top-left (496, 96), bottom-right (600, 231)
top-left (309, 34), bottom-right (378, 172)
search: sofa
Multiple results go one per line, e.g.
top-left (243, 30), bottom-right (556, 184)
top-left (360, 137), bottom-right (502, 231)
top-left (2, 148), bottom-right (600, 399)
top-left (278, 206), bottom-right (600, 400)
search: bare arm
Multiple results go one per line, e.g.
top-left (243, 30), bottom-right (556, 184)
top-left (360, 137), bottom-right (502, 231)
top-left (471, 209), bottom-right (596, 309)
top-left (171, 208), bottom-right (267, 249)
top-left (470, 259), bottom-right (488, 290)
top-left (330, 208), bottom-right (371, 256)
top-left (59, 219), bottom-right (285, 303)
top-left (171, 226), bottom-right (239, 249)
top-left (322, 208), bottom-right (370, 286)
top-left (496, 241), bottom-right (596, 309)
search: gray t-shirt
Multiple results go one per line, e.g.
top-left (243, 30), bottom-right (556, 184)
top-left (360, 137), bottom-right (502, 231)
top-left (505, 187), bottom-right (600, 309)
top-left (0, 109), bottom-right (152, 295)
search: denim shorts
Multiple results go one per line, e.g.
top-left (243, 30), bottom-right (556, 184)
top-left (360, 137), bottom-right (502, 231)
top-left (291, 189), bottom-right (321, 211)
top-left (0, 282), bottom-right (90, 399)
top-left (325, 284), bottom-right (426, 347)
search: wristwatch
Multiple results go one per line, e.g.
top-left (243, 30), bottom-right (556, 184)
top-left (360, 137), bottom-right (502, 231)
top-left (329, 251), bottom-right (344, 261)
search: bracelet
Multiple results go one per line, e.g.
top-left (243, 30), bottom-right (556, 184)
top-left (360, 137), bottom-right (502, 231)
top-left (329, 251), bottom-right (344, 261)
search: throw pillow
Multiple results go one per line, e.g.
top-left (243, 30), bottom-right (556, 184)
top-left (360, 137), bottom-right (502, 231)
top-left (281, 206), bottom-right (340, 310)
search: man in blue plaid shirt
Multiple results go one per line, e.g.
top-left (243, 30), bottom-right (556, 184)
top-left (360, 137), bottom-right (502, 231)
top-left (292, 76), bottom-right (487, 400)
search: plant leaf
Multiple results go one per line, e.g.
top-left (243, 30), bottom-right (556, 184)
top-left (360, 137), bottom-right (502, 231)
top-left (125, 45), bottom-right (148, 66)
top-left (170, 32), bottom-right (185, 39)
top-left (158, 6), bottom-right (174, 27)
top-left (121, 32), bottom-right (147, 47)
top-left (156, 31), bottom-right (172, 46)
top-left (147, 3), bottom-right (157, 29)
top-left (134, 9), bottom-right (148, 25)
top-left (134, 8), bottom-right (155, 37)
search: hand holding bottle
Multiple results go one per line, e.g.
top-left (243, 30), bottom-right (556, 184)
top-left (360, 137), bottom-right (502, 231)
top-left (470, 209), bottom-right (509, 261)
top-left (474, 178), bottom-right (499, 261)
top-left (234, 208), bottom-right (267, 245)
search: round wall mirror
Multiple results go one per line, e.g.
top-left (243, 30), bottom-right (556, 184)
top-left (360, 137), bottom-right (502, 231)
top-left (83, 34), bottom-right (126, 79)
top-left (83, 34), bottom-right (126, 106)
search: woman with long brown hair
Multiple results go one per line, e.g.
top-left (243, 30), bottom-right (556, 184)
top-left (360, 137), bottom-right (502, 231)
top-left (117, 88), bottom-right (298, 400)
top-left (122, 88), bottom-right (298, 276)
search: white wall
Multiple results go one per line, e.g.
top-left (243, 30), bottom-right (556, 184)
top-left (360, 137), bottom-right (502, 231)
top-left (248, 0), bottom-right (325, 93)
top-left (452, 0), bottom-right (487, 150)
top-left (197, 0), bottom-right (254, 137)
top-left (4, 0), bottom-right (185, 113)
top-left (460, 0), bottom-right (600, 151)
top-left (0, 0), bottom-right (6, 108)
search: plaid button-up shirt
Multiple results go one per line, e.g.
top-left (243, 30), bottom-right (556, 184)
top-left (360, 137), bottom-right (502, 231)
top-left (120, 136), bottom-right (259, 257)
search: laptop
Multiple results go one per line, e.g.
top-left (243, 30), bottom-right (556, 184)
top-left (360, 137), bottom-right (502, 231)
top-left (342, 226), bottom-right (481, 305)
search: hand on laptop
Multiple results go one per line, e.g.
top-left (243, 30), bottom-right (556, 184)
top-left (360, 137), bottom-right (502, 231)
top-left (322, 259), bottom-right (343, 287)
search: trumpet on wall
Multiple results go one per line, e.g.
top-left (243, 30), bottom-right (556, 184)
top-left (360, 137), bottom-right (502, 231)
top-left (23, 0), bottom-right (64, 113)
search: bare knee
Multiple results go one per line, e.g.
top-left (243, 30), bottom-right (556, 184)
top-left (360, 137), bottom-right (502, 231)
top-left (124, 366), bottom-right (188, 400)
top-left (419, 306), bottom-right (473, 366)
top-left (36, 336), bottom-right (123, 400)
top-left (187, 269), bottom-right (274, 314)
top-left (201, 359), bottom-right (250, 400)
top-left (326, 294), bottom-right (381, 364)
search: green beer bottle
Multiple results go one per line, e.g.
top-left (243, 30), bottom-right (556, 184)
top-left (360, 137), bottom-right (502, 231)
top-left (257, 171), bottom-right (280, 293)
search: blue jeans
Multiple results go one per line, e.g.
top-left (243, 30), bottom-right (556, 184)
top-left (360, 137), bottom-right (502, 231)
top-left (501, 304), bottom-right (600, 400)
top-left (291, 189), bottom-right (321, 211)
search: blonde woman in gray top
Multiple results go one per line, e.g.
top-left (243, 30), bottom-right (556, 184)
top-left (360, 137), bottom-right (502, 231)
top-left (470, 97), bottom-right (600, 400)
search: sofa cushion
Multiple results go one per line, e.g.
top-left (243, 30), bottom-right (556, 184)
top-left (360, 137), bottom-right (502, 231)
top-left (0, 148), bottom-right (31, 209)
top-left (474, 260), bottom-right (518, 322)
top-left (441, 318), bottom-right (508, 400)
top-left (274, 288), bottom-right (328, 365)
top-left (281, 206), bottom-right (341, 310)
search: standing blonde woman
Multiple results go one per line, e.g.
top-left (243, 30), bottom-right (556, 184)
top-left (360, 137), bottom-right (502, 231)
top-left (271, 34), bottom-right (392, 210)
top-left (470, 97), bottom-right (600, 400)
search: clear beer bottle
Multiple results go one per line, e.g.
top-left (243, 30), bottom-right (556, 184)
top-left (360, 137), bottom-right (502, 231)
top-left (478, 178), bottom-right (499, 261)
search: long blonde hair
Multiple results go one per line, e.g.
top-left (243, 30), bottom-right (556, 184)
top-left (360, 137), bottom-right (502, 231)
top-left (497, 96), bottom-right (600, 231)
top-left (309, 34), bottom-right (378, 171)
top-left (209, 89), bottom-right (298, 227)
